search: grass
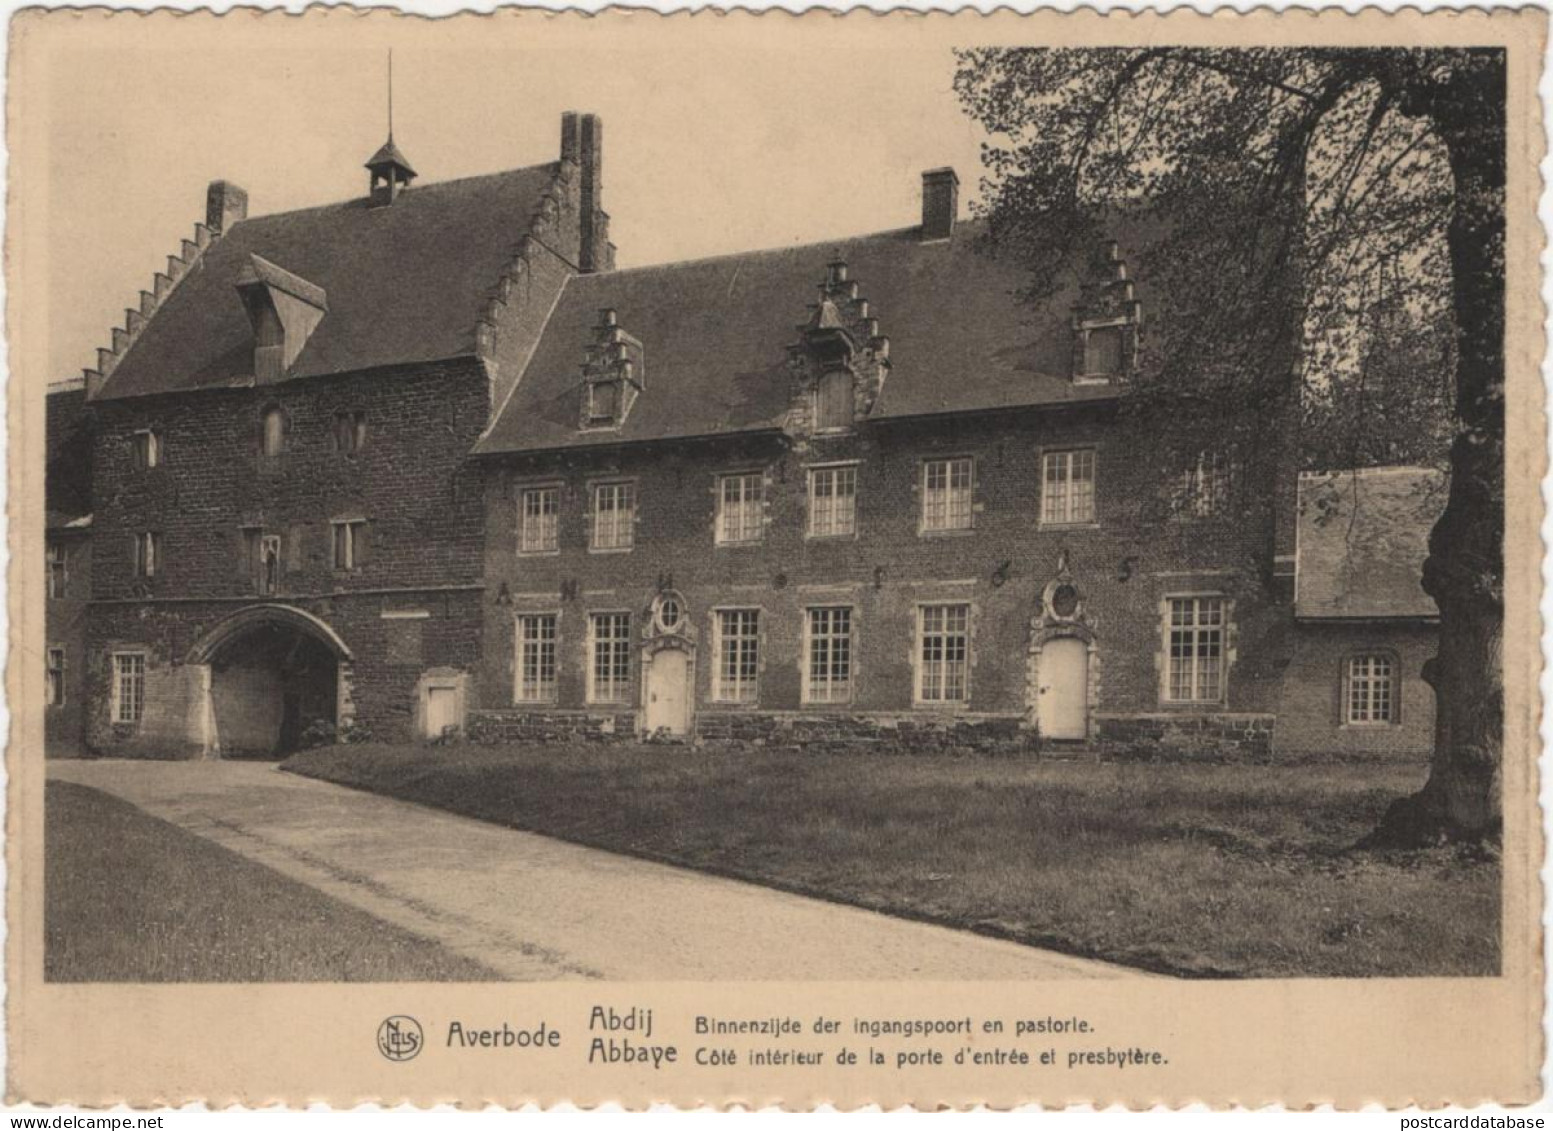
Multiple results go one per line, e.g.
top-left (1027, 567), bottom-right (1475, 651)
top-left (45, 780), bottom-right (501, 982)
top-left (282, 742), bottom-right (1500, 979)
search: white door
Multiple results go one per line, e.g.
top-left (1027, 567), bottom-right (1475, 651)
top-left (1038, 637), bottom-right (1088, 740)
top-left (424, 686), bottom-right (460, 739)
top-left (643, 651), bottom-right (691, 736)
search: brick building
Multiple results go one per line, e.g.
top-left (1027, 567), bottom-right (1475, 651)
top-left (48, 113), bottom-right (1441, 761)
top-left (72, 113), bottom-right (611, 757)
top-left (469, 172), bottom-right (1308, 755)
top-left (45, 377), bottom-right (93, 756)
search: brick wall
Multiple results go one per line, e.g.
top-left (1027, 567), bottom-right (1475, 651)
top-left (477, 406), bottom-right (1289, 749)
top-left (85, 360), bottom-right (494, 752)
top-left (44, 532), bottom-right (91, 756)
top-left (1273, 621), bottom-right (1436, 760)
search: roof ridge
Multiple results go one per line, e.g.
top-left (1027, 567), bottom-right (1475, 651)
top-left (589, 222), bottom-right (964, 282)
top-left (225, 161), bottom-right (561, 231)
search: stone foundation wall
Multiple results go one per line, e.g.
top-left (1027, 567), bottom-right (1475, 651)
top-left (468, 709), bottom-right (635, 744)
top-left (1096, 712), bottom-right (1275, 761)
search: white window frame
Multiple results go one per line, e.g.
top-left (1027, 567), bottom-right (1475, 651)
top-left (46, 646), bottom-right (65, 708)
top-left (713, 608), bottom-right (761, 704)
top-left (1345, 653), bottom-right (1397, 726)
top-left (47, 543), bottom-right (67, 600)
top-left (806, 463), bottom-right (858, 539)
top-left (587, 611), bottom-right (633, 705)
top-left (715, 472), bottom-right (765, 546)
top-left (590, 481), bottom-right (637, 552)
top-left (803, 606), bottom-right (854, 705)
top-left (515, 612), bottom-right (560, 704)
top-left (915, 602), bottom-right (971, 706)
top-left (1040, 448), bottom-right (1097, 527)
top-left (518, 484), bottom-right (561, 555)
top-left (920, 456), bottom-right (974, 534)
top-left (111, 651), bottom-right (146, 726)
top-left (1162, 594), bottom-right (1229, 705)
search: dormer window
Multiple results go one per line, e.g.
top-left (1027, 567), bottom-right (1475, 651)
top-left (579, 309), bottom-right (645, 431)
top-left (234, 254), bottom-right (327, 384)
top-left (814, 371), bottom-right (854, 432)
top-left (1083, 325), bottom-right (1125, 379)
top-left (260, 406), bottom-right (287, 456)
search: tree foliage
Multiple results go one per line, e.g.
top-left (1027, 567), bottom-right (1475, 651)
top-left (954, 48), bottom-right (1504, 842)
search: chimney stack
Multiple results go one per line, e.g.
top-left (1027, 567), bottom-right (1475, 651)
top-left (206, 180), bottom-right (249, 235)
top-left (561, 111), bottom-right (610, 274)
top-left (921, 167), bottom-right (959, 242)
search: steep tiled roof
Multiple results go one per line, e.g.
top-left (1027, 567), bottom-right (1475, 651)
top-left (1296, 467), bottom-right (1447, 621)
top-left (476, 221), bottom-right (1139, 456)
top-left (96, 164), bottom-right (560, 400)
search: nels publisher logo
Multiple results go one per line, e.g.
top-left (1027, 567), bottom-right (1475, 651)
top-left (377, 1015), bottom-right (424, 1062)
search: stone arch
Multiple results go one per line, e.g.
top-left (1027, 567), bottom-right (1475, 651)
top-left (187, 604), bottom-right (354, 758)
top-left (1025, 618), bottom-right (1102, 741)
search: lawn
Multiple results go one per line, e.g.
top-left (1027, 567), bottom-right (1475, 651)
top-left (282, 742), bottom-right (1500, 979)
top-left (46, 780), bottom-right (500, 982)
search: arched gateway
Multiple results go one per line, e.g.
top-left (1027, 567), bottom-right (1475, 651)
top-left (187, 604), bottom-right (353, 759)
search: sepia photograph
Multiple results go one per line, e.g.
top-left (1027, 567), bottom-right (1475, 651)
top-left (34, 34), bottom-right (1511, 991)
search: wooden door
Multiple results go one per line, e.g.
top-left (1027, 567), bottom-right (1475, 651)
top-left (1038, 637), bottom-right (1088, 740)
top-left (644, 651), bottom-right (691, 736)
top-left (424, 686), bottom-right (460, 739)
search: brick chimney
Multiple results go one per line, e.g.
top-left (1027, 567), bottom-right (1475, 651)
top-left (921, 167), bottom-right (959, 242)
top-left (561, 111), bottom-right (610, 273)
top-left (206, 180), bottom-right (249, 235)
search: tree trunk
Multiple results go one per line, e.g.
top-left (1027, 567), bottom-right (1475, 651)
top-left (1367, 57), bottom-right (1505, 846)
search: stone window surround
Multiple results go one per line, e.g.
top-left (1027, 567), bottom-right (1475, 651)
top-left (1340, 648), bottom-right (1403, 729)
top-left (801, 603), bottom-right (858, 707)
top-left (1036, 445), bottom-right (1100, 529)
top-left (586, 608), bottom-right (634, 706)
top-left (713, 469), bottom-right (768, 547)
top-left (516, 479), bottom-right (564, 557)
top-left (514, 608), bottom-right (562, 705)
top-left (1156, 590), bottom-right (1236, 708)
top-left (131, 427), bottom-right (163, 470)
top-left (1076, 316), bottom-right (1131, 385)
top-left (804, 460), bottom-right (861, 541)
top-left (46, 645), bottom-right (66, 708)
top-left (708, 605), bottom-right (763, 706)
top-left (330, 517), bottom-right (368, 573)
top-left (586, 477), bottom-right (638, 554)
top-left (913, 600), bottom-right (976, 709)
top-left (47, 541), bottom-right (68, 600)
top-left (110, 649), bottom-right (147, 727)
top-left (917, 454), bottom-right (977, 537)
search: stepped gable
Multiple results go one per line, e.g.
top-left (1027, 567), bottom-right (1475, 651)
top-left (476, 218), bottom-right (1158, 457)
top-left (1296, 466), bottom-right (1447, 621)
top-left (95, 163), bottom-right (562, 401)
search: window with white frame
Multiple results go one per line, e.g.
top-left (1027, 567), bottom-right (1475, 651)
top-left (1346, 654), bottom-right (1395, 725)
top-left (132, 531), bottom-right (159, 579)
top-left (47, 543), bottom-right (67, 599)
top-left (520, 487), bottom-right (560, 554)
top-left (46, 647), bottom-right (64, 707)
top-left (112, 652), bottom-right (145, 725)
top-left (132, 428), bottom-right (162, 469)
top-left (804, 607), bottom-right (852, 704)
top-left (921, 457), bottom-right (973, 532)
top-left (807, 465), bottom-right (857, 538)
top-left (592, 482), bottom-right (636, 551)
top-left (1165, 596), bottom-right (1226, 703)
top-left (1174, 451), bottom-right (1230, 519)
top-left (589, 613), bottom-right (632, 704)
top-left (917, 603), bottom-right (970, 704)
top-left (516, 614), bottom-right (558, 703)
top-left (714, 609), bottom-right (760, 704)
top-left (1041, 449), bottom-right (1096, 525)
top-left (716, 473), bottom-right (764, 545)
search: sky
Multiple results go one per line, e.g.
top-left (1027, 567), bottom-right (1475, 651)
top-left (28, 18), bottom-right (991, 389)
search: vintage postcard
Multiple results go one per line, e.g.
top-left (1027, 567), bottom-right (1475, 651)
top-left (6, 5), bottom-right (1545, 1109)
